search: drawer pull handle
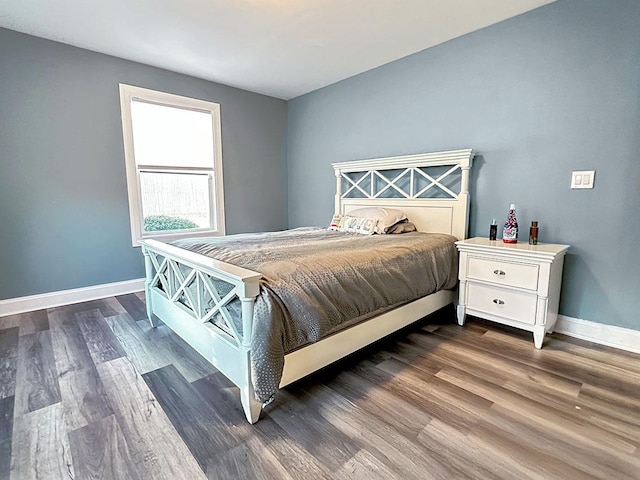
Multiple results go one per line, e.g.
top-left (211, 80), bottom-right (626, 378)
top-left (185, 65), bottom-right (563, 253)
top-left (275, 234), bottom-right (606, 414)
top-left (492, 298), bottom-right (505, 305)
top-left (493, 269), bottom-right (506, 276)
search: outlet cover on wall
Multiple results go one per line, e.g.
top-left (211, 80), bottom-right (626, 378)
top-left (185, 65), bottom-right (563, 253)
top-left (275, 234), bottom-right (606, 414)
top-left (571, 170), bottom-right (595, 189)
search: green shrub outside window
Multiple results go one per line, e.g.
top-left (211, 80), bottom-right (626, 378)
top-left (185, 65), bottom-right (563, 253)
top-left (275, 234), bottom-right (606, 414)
top-left (143, 215), bottom-right (198, 232)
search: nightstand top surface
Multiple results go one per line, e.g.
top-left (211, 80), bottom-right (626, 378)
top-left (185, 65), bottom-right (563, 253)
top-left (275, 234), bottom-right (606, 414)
top-left (456, 237), bottom-right (569, 255)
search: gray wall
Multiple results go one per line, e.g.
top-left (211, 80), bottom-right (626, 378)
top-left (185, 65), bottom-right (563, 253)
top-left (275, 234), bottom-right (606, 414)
top-left (0, 28), bottom-right (287, 300)
top-left (287, 0), bottom-right (640, 330)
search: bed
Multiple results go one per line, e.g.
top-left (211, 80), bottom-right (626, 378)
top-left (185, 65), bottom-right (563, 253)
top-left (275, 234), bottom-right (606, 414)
top-left (139, 148), bottom-right (473, 423)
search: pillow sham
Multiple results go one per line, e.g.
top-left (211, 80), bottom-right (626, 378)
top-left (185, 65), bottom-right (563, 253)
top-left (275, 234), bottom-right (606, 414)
top-left (346, 207), bottom-right (408, 234)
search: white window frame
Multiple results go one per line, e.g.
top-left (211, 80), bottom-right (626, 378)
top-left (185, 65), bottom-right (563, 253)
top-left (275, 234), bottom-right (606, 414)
top-left (119, 84), bottom-right (225, 246)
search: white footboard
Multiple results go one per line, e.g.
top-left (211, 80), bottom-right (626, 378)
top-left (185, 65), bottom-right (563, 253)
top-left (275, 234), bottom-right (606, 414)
top-left (140, 239), bottom-right (263, 423)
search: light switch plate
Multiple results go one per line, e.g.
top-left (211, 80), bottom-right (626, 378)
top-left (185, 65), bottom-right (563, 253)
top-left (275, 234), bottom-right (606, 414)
top-left (571, 170), bottom-right (595, 189)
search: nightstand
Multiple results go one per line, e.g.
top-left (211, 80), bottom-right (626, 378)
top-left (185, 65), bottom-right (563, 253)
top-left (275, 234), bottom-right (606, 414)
top-left (455, 237), bottom-right (569, 348)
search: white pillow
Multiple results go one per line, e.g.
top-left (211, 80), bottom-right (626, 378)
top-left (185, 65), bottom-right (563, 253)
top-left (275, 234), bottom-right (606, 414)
top-left (346, 207), bottom-right (408, 234)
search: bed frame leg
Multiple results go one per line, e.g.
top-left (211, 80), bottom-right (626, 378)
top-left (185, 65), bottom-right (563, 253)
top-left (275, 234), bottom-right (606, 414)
top-left (240, 385), bottom-right (262, 424)
top-left (148, 312), bottom-right (161, 328)
top-left (142, 246), bottom-right (161, 328)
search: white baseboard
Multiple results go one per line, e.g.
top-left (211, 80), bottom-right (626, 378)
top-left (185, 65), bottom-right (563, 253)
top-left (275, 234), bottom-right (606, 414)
top-left (555, 315), bottom-right (640, 355)
top-left (0, 278), bottom-right (145, 317)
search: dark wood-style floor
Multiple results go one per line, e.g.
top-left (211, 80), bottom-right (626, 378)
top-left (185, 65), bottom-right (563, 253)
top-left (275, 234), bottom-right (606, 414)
top-left (0, 294), bottom-right (639, 479)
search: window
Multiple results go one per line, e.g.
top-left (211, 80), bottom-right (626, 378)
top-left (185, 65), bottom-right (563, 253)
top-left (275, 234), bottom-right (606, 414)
top-left (119, 84), bottom-right (225, 245)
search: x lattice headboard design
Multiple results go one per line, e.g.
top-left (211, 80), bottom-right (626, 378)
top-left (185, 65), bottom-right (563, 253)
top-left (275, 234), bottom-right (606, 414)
top-left (332, 149), bottom-right (473, 240)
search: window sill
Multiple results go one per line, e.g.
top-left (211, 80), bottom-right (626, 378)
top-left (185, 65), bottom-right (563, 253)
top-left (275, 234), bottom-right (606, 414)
top-left (133, 228), bottom-right (225, 247)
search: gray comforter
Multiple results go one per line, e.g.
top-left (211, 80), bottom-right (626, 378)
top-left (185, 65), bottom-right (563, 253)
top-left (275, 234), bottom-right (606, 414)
top-left (173, 227), bottom-right (458, 401)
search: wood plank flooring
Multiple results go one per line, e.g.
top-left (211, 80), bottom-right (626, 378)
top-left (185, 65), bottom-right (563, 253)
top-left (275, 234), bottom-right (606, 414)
top-left (0, 296), bottom-right (638, 479)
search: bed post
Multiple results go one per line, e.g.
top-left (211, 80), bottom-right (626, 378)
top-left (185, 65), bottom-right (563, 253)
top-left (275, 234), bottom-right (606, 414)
top-left (335, 167), bottom-right (342, 214)
top-left (239, 283), bottom-right (262, 424)
top-left (141, 245), bottom-right (160, 327)
top-left (456, 154), bottom-right (473, 240)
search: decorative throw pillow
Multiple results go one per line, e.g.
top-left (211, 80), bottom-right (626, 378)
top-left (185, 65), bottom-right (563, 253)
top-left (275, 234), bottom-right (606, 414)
top-left (337, 215), bottom-right (378, 235)
top-left (346, 207), bottom-right (408, 234)
top-left (328, 213), bottom-right (342, 231)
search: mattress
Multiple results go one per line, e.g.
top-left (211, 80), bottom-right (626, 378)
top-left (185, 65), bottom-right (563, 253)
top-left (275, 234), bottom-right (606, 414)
top-left (172, 227), bottom-right (458, 401)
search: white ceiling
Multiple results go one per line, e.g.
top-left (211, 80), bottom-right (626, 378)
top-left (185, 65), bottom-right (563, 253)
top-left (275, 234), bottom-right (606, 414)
top-left (0, 0), bottom-right (555, 100)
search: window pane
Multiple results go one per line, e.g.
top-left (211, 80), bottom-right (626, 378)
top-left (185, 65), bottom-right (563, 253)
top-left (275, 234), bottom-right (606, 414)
top-left (131, 100), bottom-right (214, 169)
top-left (140, 172), bottom-right (211, 232)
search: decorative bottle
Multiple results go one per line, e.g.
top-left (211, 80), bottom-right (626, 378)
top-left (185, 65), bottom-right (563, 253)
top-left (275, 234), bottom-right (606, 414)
top-left (489, 219), bottom-right (497, 241)
top-left (529, 221), bottom-right (538, 245)
top-left (502, 204), bottom-right (518, 243)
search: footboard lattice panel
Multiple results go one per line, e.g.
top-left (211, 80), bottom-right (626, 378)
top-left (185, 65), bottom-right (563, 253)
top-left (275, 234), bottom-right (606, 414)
top-left (147, 251), bottom-right (244, 345)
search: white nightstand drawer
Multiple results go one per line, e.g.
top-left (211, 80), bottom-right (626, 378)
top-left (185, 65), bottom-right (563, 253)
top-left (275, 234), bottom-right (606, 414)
top-left (467, 283), bottom-right (538, 325)
top-left (467, 257), bottom-right (539, 291)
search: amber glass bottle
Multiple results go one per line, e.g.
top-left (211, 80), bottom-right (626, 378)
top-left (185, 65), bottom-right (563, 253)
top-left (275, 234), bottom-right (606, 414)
top-left (529, 221), bottom-right (539, 245)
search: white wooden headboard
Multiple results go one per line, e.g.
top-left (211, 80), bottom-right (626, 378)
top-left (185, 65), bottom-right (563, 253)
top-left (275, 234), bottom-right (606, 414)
top-left (332, 149), bottom-right (473, 240)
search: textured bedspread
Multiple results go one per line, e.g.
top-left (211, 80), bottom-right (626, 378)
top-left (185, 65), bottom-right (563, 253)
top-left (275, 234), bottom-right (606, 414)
top-left (173, 228), bottom-right (458, 401)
